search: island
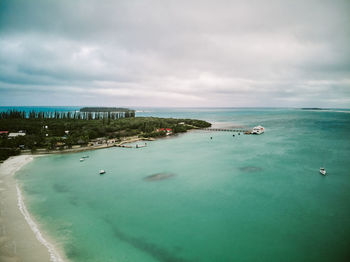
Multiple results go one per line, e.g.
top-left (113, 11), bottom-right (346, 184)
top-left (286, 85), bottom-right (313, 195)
top-left (300, 108), bottom-right (327, 110)
top-left (0, 109), bottom-right (211, 161)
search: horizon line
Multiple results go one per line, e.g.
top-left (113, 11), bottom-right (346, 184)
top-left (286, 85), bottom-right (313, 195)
top-left (0, 106), bottom-right (349, 110)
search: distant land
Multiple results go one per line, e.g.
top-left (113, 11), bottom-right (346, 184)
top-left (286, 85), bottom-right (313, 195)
top-left (300, 108), bottom-right (327, 110)
top-left (80, 107), bottom-right (135, 113)
top-left (0, 108), bottom-right (211, 161)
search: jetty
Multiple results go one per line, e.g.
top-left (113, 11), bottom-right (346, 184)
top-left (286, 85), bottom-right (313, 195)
top-left (116, 143), bottom-right (148, 149)
top-left (201, 128), bottom-right (250, 133)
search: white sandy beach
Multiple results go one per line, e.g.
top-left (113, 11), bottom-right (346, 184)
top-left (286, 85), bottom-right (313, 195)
top-left (0, 155), bottom-right (65, 262)
top-left (0, 137), bottom-right (156, 261)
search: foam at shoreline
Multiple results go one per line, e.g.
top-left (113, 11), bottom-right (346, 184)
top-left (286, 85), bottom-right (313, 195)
top-left (0, 155), bottom-right (66, 262)
top-left (16, 183), bottom-right (64, 262)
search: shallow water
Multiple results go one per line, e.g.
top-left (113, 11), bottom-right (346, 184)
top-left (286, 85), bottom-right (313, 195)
top-left (16, 108), bottom-right (350, 262)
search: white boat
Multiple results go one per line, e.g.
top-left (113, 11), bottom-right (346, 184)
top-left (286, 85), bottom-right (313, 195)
top-left (251, 125), bottom-right (265, 135)
top-left (80, 158), bottom-right (84, 162)
top-left (320, 168), bottom-right (326, 176)
top-left (99, 170), bottom-right (106, 175)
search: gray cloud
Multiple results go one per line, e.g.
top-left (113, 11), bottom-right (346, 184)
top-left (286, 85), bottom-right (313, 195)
top-left (0, 0), bottom-right (349, 107)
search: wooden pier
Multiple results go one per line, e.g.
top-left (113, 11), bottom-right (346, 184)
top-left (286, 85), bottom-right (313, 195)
top-left (201, 128), bottom-right (250, 133)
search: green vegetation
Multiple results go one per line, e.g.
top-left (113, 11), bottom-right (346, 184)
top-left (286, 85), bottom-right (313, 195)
top-left (0, 148), bottom-right (20, 162)
top-left (80, 107), bottom-right (136, 117)
top-left (0, 110), bottom-right (211, 161)
top-left (0, 109), bottom-right (134, 121)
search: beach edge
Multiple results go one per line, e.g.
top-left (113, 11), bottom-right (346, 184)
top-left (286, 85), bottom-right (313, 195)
top-left (0, 155), bottom-right (65, 262)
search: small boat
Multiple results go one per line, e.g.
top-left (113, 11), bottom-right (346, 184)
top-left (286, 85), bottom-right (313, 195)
top-left (82, 155), bottom-right (89, 158)
top-left (251, 126), bottom-right (265, 135)
top-left (80, 158), bottom-right (84, 162)
top-left (99, 170), bottom-right (106, 175)
top-left (320, 168), bottom-right (326, 176)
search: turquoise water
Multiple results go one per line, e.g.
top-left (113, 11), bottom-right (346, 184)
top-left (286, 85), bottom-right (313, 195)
top-left (16, 108), bottom-right (350, 262)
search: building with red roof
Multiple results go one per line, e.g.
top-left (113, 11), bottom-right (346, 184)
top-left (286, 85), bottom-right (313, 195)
top-left (157, 128), bottom-right (172, 135)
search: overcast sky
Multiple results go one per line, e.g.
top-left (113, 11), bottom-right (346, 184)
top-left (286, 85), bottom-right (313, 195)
top-left (0, 0), bottom-right (349, 107)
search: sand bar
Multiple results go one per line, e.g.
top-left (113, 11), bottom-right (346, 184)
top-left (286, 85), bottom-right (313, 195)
top-left (0, 155), bottom-right (65, 262)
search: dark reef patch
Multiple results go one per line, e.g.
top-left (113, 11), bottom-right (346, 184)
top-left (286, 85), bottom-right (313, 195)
top-left (144, 173), bottom-right (175, 182)
top-left (53, 183), bottom-right (70, 193)
top-left (239, 166), bottom-right (263, 173)
top-left (64, 243), bottom-right (85, 259)
top-left (103, 217), bottom-right (188, 262)
top-left (68, 195), bottom-right (80, 206)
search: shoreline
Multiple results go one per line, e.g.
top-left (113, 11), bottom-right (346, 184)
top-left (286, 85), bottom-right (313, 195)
top-left (0, 130), bottom-right (196, 261)
top-left (0, 134), bottom-right (174, 262)
top-left (20, 136), bottom-right (156, 156)
top-left (0, 155), bottom-right (66, 262)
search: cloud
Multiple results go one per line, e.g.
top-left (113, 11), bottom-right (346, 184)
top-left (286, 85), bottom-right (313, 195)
top-left (0, 0), bottom-right (349, 107)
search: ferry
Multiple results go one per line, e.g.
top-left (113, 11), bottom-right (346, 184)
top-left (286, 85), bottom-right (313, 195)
top-left (251, 125), bottom-right (265, 135)
top-left (99, 170), bottom-right (106, 175)
top-left (320, 168), bottom-right (326, 176)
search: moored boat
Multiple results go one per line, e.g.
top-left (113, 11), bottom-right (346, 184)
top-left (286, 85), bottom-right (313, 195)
top-left (251, 125), bottom-right (265, 134)
top-left (320, 168), bottom-right (326, 176)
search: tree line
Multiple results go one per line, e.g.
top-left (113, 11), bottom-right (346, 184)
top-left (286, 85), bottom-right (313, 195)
top-left (0, 110), bottom-right (135, 120)
top-left (0, 115), bottom-right (211, 161)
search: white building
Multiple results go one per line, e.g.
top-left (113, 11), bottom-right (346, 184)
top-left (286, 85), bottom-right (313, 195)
top-left (8, 132), bottom-right (26, 138)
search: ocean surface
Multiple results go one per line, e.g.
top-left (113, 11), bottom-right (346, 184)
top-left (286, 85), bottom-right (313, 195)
top-left (15, 108), bottom-right (350, 262)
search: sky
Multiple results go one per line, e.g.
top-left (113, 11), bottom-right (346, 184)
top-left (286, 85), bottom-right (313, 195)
top-left (0, 0), bottom-right (349, 108)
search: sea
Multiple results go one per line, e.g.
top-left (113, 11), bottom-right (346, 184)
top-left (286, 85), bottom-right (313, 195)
top-left (9, 107), bottom-right (350, 262)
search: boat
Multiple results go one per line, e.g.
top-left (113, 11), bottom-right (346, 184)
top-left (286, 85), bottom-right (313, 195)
top-left (320, 168), bottom-right (326, 176)
top-left (251, 125), bottom-right (265, 135)
top-left (80, 158), bottom-right (84, 162)
top-left (82, 155), bottom-right (89, 158)
top-left (99, 170), bottom-right (106, 175)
